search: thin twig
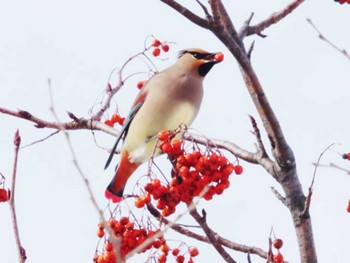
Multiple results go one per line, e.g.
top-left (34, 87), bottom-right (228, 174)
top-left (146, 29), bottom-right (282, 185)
top-left (300, 143), bottom-right (335, 218)
top-left (20, 131), bottom-right (60, 149)
top-left (195, 0), bottom-right (211, 19)
top-left (313, 162), bottom-right (350, 175)
top-left (249, 115), bottom-right (268, 159)
top-left (307, 18), bottom-right (350, 60)
top-left (8, 130), bottom-right (27, 263)
top-left (47, 80), bottom-right (122, 260)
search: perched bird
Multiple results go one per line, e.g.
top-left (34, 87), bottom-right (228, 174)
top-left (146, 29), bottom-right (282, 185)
top-left (104, 48), bottom-right (224, 202)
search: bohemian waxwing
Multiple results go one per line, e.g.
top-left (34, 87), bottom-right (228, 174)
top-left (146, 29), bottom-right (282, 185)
top-left (104, 48), bottom-right (224, 202)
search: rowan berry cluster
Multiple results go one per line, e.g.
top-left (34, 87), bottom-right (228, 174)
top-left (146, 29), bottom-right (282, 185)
top-left (134, 130), bottom-right (243, 216)
top-left (0, 188), bottom-right (9, 202)
top-left (334, 0), bottom-right (350, 4)
top-left (94, 217), bottom-right (166, 263)
top-left (157, 244), bottom-right (199, 263)
top-left (272, 238), bottom-right (285, 263)
top-left (151, 39), bottom-right (170, 57)
top-left (104, 113), bottom-right (125, 127)
top-left (94, 215), bottom-right (200, 263)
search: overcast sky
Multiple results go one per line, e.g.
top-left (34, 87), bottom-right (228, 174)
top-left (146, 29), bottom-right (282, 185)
top-left (0, 1), bottom-right (350, 262)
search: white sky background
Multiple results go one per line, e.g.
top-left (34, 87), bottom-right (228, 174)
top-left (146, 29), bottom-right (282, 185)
top-left (0, 0), bottom-right (349, 262)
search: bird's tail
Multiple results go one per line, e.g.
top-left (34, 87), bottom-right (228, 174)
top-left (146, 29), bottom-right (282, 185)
top-left (105, 151), bottom-right (140, 203)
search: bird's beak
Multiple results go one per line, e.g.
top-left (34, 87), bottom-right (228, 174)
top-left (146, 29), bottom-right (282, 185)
top-left (204, 52), bottom-right (224, 63)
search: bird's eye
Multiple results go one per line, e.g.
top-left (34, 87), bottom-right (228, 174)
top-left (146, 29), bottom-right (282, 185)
top-left (192, 52), bottom-right (200, 59)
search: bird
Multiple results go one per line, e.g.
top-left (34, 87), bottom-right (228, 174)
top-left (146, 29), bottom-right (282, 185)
top-left (104, 48), bottom-right (224, 203)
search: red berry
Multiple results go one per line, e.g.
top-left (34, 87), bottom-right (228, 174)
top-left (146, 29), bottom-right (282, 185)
top-left (119, 216), bottom-right (129, 225)
top-left (273, 238), bottom-right (283, 249)
top-left (189, 247), bottom-right (199, 257)
top-left (118, 117), bottom-right (125, 126)
top-left (104, 119), bottom-right (114, 127)
top-left (273, 251), bottom-right (284, 263)
top-left (135, 197), bottom-right (145, 208)
top-left (347, 200), bottom-right (350, 213)
top-left (152, 39), bottom-right (161, 47)
top-left (161, 43), bottom-right (170, 52)
top-left (0, 188), bottom-right (9, 202)
top-left (110, 114), bottom-right (121, 124)
top-left (96, 255), bottom-right (105, 263)
top-left (172, 248), bottom-right (180, 256)
top-left (153, 240), bottom-right (162, 249)
top-left (158, 253), bottom-right (167, 263)
top-left (97, 228), bottom-right (105, 238)
top-left (160, 244), bottom-right (170, 254)
top-left (105, 242), bottom-right (113, 252)
top-left (152, 47), bottom-right (161, 57)
top-left (234, 164), bottom-right (243, 175)
top-left (137, 80), bottom-right (145, 89)
top-left (179, 166), bottom-right (189, 177)
top-left (158, 130), bottom-right (169, 141)
top-left (176, 255), bottom-right (185, 263)
top-left (214, 52), bottom-right (224, 62)
top-left (161, 142), bottom-right (172, 153)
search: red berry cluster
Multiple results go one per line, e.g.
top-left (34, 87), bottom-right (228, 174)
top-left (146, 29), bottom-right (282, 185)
top-left (134, 130), bottom-right (242, 217)
top-left (151, 39), bottom-right (170, 57)
top-left (0, 188), bottom-right (9, 202)
top-left (94, 217), bottom-right (166, 263)
top-left (335, 0), bottom-right (350, 4)
top-left (272, 238), bottom-right (285, 263)
top-left (104, 113), bottom-right (125, 127)
top-left (347, 200), bottom-right (350, 213)
top-left (157, 244), bottom-right (199, 263)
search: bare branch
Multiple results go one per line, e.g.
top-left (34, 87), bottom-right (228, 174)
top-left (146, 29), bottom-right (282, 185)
top-left (307, 18), bottom-right (350, 60)
top-left (189, 207), bottom-right (236, 263)
top-left (147, 203), bottom-right (268, 259)
top-left (161, 0), bottom-right (210, 29)
top-left (271, 186), bottom-right (287, 207)
top-left (0, 107), bottom-right (119, 137)
top-left (8, 130), bottom-right (27, 263)
top-left (244, 0), bottom-right (305, 37)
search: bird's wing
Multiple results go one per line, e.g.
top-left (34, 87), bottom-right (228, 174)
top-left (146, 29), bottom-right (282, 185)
top-left (104, 92), bottom-right (146, 170)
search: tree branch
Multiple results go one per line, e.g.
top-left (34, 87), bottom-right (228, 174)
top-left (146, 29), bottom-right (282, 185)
top-left (244, 0), bottom-right (305, 37)
top-left (147, 203), bottom-right (268, 259)
top-left (0, 107), bottom-right (118, 137)
top-left (189, 207), bottom-right (236, 263)
top-left (159, 1), bottom-right (316, 261)
top-left (9, 130), bottom-right (27, 263)
top-left (160, 0), bottom-right (210, 29)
